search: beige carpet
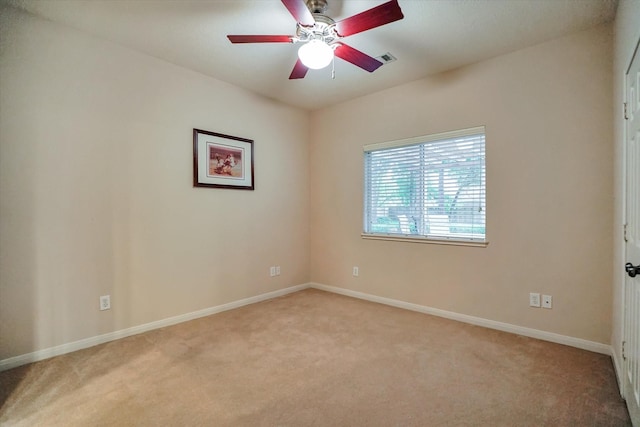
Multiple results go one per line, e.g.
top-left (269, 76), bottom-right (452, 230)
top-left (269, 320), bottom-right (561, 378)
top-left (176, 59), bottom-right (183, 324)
top-left (0, 289), bottom-right (631, 426)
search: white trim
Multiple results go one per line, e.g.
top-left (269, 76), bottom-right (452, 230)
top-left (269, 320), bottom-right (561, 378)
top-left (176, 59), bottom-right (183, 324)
top-left (363, 125), bottom-right (486, 152)
top-left (361, 233), bottom-right (489, 247)
top-left (2, 282), bottom-right (613, 372)
top-left (309, 283), bottom-right (611, 355)
top-left (612, 347), bottom-right (625, 397)
top-left (615, 58), bottom-right (628, 399)
top-left (0, 283), bottom-right (310, 372)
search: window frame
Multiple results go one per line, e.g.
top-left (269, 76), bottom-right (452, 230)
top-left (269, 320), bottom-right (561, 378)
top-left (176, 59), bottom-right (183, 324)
top-left (362, 126), bottom-right (488, 247)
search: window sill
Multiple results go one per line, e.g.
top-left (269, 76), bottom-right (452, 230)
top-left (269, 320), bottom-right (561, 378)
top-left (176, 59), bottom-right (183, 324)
top-left (361, 233), bottom-right (489, 248)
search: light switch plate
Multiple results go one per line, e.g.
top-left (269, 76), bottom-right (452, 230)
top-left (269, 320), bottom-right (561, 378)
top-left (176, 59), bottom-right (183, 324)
top-left (529, 293), bottom-right (541, 307)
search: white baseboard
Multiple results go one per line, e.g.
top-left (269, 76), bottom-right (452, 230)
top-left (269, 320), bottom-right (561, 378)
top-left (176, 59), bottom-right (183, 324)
top-left (309, 282), bottom-right (612, 355)
top-left (0, 283), bottom-right (310, 372)
top-left (2, 282), bottom-right (613, 372)
top-left (611, 346), bottom-right (625, 397)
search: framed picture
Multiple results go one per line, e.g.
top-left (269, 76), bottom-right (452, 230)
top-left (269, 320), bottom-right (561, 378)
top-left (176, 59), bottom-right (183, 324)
top-left (193, 128), bottom-right (254, 190)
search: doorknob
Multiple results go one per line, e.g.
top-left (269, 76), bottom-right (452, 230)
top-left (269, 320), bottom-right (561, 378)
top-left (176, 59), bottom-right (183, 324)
top-left (626, 262), bottom-right (640, 278)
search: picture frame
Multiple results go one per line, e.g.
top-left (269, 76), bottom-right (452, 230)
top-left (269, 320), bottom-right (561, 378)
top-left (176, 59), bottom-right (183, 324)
top-left (193, 128), bottom-right (254, 190)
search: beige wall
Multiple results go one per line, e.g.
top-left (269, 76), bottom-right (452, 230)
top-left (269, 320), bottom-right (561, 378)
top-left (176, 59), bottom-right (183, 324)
top-left (0, 5), bottom-right (618, 362)
top-left (612, 0), bottom-right (640, 372)
top-left (310, 25), bottom-right (613, 344)
top-left (0, 7), bottom-right (310, 360)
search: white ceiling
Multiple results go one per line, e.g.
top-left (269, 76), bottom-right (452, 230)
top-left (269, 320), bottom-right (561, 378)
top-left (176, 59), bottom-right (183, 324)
top-left (6, 0), bottom-right (617, 111)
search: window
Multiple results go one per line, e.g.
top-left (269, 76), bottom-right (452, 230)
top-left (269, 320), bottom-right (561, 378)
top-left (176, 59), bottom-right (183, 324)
top-left (363, 127), bottom-right (486, 245)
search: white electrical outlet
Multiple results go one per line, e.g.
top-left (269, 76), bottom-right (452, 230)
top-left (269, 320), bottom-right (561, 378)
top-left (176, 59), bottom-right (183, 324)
top-left (276, 266), bottom-right (281, 276)
top-left (100, 295), bottom-right (111, 311)
top-left (353, 266), bottom-right (359, 277)
top-left (270, 266), bottom-right (276, 277)
top-left (542, 294), bottom-right (552, 309)
top-left (529, 292), bottom-right (541, 308)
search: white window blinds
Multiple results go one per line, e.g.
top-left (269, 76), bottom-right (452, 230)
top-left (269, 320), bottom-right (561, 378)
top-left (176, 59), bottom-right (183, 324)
top-left (363, 127), bottom-right (486, 243)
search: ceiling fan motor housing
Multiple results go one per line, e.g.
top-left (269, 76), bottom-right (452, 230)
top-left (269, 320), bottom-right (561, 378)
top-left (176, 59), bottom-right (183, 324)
top-left (296, 13), bottom-right (338, 44)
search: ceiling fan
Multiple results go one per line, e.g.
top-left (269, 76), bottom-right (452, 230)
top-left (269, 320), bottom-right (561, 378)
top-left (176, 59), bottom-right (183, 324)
top-left (227, 0), bottom-right (404, 79)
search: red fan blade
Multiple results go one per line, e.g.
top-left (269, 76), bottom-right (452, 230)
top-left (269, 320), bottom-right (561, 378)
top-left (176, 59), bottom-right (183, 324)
top-left (334, 0), bottom-right (404, 37)
top-left (227, 35), bottom-right (294, 43)
top-left (334, 43), bottom-right (383, 72)
top-left (281, 0), bottom-right (315, 26)
top-left (289, 59), bottom-right (309, 79)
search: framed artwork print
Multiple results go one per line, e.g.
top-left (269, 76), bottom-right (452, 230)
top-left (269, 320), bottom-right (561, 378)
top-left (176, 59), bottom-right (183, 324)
top-left (193, 128), bottom-right (254, 190)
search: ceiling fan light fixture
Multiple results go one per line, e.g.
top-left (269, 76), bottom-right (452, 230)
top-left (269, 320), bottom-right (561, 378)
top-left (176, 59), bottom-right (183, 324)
top-left (298, 39), bottom-right (334, 70)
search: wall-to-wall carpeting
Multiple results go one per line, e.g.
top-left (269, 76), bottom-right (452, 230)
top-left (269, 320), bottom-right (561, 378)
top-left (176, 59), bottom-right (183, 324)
top-left (0, 289), bottom-right (630, 426)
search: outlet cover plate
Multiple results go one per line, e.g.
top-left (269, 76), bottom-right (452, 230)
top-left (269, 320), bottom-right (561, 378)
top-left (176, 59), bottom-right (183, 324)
top-left (100, 295), bottom-right (111, 311)
top-left (542, 294), bottom-right (552, 309)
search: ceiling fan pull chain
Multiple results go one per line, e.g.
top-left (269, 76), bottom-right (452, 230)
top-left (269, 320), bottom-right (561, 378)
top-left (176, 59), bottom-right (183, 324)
top-left (332, 54), bottom-right (335, 80)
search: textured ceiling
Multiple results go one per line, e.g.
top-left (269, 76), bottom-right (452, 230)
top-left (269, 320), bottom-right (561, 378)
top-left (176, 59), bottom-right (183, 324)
top-left (5, 0), bottom-right (618, 110)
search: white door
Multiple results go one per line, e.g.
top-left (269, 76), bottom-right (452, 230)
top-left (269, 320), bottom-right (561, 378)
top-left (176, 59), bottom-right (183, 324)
top-left (624, 38), bottom-right (640, 426)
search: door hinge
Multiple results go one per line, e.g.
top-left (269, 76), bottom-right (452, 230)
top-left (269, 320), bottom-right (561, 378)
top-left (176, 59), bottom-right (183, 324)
top-left (624, 223), bottom-right (628, 242)
top-left (624, 102), bottom-right (628, 120)
top-left (623, 341), bottom-right (627, 360)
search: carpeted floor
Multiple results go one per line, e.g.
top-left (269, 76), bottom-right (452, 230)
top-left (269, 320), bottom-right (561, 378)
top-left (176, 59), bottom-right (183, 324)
top-left (0, 289), bottom-right (631, 426)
